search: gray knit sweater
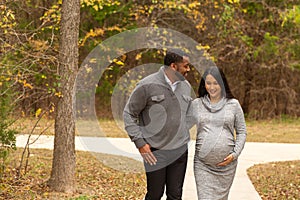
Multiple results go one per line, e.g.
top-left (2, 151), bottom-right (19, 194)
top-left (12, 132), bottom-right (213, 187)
top-left (123, 66), bottom-right (192, 150)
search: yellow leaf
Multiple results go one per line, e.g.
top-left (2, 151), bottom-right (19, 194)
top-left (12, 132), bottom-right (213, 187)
top-left (196, 44), bottom-right (203, 50)
top-left (50, 106), bottom-right (55, 113)
top-left (55, 92), bottom-right (63, 98)
top-left (24, 82), bottom-right (33, 89)
top-left (135, 53), bottom-right (142, 60)
top-left (35, 108), bottom-right (42, 117)
top-left (89, 58), bottom-right (97, 63)
top-left (43, 192), bottom-right (49, 197)
top-left (115, 60), bottom-right (124, 66)
top-left (93, 5), bottom-right (99, 11)
top-left (203, 45), bottom-right (210, 50)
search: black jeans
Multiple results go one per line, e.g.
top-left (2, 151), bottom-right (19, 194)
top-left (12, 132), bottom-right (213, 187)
top-left (144, 145), bottom-right (188, 200)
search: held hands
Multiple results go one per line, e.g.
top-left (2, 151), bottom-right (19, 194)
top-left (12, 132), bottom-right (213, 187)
top-left (138, 144), bottom-right (157, 165)
top-left (217, 154), bottom-right (234, 167)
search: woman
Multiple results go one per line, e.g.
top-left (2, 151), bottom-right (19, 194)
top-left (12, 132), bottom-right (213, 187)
top-left (187, 66), bottom-right (247, 200)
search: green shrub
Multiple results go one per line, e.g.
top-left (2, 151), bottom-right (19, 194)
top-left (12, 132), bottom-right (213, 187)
top-left (0, 82), bottom-right (18, 178)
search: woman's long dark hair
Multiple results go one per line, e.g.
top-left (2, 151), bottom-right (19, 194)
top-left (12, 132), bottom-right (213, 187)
top-left (198, 66), bottom-right (235, 99)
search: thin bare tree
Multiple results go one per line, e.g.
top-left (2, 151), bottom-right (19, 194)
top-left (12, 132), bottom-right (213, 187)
top-left (48, 0), bottom-right (80, 193)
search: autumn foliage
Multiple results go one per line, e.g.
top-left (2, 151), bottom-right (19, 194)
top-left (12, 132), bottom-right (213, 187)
top-left (0, 0), bottom-right (300, 120)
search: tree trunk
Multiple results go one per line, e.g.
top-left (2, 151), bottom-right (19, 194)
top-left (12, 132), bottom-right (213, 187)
top-left (48, 0), bottom-right (80, 193)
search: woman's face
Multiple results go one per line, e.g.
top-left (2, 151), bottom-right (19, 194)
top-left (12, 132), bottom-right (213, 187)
top-left (205, 74), bottom-right (222, 100)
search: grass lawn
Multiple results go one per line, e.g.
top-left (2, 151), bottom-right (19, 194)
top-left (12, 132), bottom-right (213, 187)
top-left (13, 117), bottom-right (300, 143)
top-left (246, 118), bottom-right (300, 143)
top-left (5, 117), bottom-right (300, 199)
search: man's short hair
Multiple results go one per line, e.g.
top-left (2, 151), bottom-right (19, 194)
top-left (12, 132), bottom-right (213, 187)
top-left (164, 49), bottom-right (188, 66)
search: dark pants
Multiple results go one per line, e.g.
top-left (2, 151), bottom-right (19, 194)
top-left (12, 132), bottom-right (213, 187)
top-left (144, 145), bottom-right (188, 200)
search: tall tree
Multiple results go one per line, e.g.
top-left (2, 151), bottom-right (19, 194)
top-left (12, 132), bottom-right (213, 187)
top-left (48, 0), bottom-right (80, 193)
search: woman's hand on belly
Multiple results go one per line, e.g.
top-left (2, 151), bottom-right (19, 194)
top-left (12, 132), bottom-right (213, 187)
top-left (216, 154), bottom-right (234, 167)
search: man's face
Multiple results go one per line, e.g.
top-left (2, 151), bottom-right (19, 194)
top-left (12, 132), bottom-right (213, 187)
top-left (174, 56), bottom-right (190, 77)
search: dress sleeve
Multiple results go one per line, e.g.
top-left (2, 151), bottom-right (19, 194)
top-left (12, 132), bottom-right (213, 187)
top-left (232, 101), bottom-right (247, 160)
top-left (186, 99), bottom-right (198, 130)
top-left (123, 84), bottom-right (148, 148)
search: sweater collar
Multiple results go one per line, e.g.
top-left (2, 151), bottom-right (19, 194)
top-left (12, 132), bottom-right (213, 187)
top-left (202, 95), bottom-right (227, 112)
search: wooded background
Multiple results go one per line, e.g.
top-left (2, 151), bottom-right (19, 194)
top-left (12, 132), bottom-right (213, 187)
top-left (1, 0), bottom-right (300, 119)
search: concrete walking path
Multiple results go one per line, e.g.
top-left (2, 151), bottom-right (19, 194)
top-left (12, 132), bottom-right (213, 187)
top-left (16, 135), bottom-right (300, 200)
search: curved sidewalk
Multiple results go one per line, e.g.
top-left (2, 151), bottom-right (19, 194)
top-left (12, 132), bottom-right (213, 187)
top-left (16, 135), bottom-right (300, 200)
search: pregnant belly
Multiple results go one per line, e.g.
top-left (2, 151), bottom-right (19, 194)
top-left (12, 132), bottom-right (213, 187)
top-left (204, 143), bottom-right (234, 166)
top-left (196, 134), bottom-right (235, 166)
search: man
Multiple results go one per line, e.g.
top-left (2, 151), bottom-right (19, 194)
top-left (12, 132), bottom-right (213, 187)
top-left (123, 49), bottom-right (192, 200)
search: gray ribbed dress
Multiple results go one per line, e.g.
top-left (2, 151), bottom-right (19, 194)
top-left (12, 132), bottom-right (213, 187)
top-left (188, 95), bottom-right (247, 200)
